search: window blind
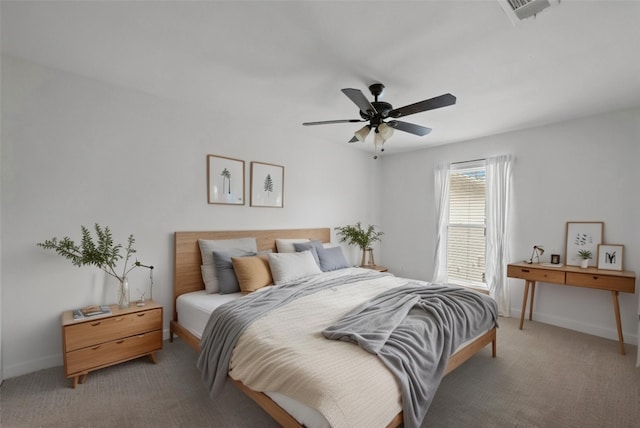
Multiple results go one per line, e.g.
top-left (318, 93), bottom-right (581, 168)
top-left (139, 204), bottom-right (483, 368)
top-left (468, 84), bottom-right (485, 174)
top-left (447, 164), bottom-right (486, 284)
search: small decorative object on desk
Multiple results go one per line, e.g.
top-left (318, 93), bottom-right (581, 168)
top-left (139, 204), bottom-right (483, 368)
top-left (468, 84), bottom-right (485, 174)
top-left (577, 249), bottom-right (592, 269)
top-left (137, 291), bottom-right (146, 307)
top-left (37, 223), bottom-right (149, 309)
top-left (526, 245), bottom-right (544, 264)
top-left (550, 254), bottom-right (561, 264)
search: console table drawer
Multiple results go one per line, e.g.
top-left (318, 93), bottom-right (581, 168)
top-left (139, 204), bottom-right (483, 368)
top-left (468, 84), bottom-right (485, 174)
top-left (65, 308), bottom-right (162, 351)
top-left (66, 330), bottom-right (162, 375)
top-left (507, 265), bottom-right (565, 283)
top-left (566, 272), bottom-right (635, 293)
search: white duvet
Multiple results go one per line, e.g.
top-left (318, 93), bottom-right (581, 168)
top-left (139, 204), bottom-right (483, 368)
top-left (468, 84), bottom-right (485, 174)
top-left (229, 271), bottom-right (410, 427)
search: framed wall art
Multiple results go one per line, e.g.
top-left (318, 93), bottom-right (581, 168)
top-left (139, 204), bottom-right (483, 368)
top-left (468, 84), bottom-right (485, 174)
top-left (564, 221), bottom-right (603, 267)
top-left (207, 155), bottom-right (245, 205)
top-left (597, 244), bottom-right (623, 271)
top-left (250, 161), bottom-right (284, 208)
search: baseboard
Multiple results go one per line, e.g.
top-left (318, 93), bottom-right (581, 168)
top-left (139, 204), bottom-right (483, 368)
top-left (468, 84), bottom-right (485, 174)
top-left (3, 353), bottom-right (61, 379)
top-left (509, 308), bottom-right (638, 346)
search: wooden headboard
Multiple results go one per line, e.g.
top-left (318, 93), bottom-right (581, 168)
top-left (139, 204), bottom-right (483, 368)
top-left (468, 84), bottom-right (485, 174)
top-left (173, 228), bottom-right (331, 321)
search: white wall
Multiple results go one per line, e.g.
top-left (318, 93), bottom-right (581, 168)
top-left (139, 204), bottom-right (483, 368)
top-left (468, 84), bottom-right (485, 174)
top-left (0, 56), bottom-right (381, 378)
top-left (3, 54), bottom-right (638, 379)
top-left (380, 108), bottom-right (640, 345)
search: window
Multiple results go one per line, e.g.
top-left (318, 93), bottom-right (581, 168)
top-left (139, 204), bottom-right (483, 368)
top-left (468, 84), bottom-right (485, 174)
top-left (447, 161), bottom-right (486, 287)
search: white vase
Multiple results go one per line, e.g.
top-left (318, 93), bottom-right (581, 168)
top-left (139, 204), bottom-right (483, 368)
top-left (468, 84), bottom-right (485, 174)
top-left (580, 259), bottom-right (589, 268)
top-left (118, 277), bottom-right (130, 308)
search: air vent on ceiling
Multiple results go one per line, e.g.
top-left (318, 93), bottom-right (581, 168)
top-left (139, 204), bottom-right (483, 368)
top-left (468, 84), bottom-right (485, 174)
top-left (497, 0), bottom-right (552, 24)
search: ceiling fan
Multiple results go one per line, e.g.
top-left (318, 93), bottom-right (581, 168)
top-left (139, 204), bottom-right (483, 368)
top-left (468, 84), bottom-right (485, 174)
top-left (303, 83), bottom-right (456, 157)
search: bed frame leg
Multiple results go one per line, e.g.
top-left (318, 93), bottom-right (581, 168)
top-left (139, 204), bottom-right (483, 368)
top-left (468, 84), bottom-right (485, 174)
top-left (492, 338), bottom-right (496, 358)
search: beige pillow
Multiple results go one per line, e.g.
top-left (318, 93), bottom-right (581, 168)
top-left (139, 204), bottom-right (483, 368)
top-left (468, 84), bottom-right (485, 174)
top-left (231, 254), bottom-right (273, 294)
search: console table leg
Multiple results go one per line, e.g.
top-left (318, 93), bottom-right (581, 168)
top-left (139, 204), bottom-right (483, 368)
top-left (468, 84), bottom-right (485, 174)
top-left (519, 281), bottom-right (530, 330)
top-left (611, 291), bottom-right (625, 355)
top-left (529, 282), bottom-right (536, 321)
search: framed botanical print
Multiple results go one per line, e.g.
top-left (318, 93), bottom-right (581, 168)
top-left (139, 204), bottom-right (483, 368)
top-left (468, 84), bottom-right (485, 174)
top-left (564, 221), bottom-right (603, 267)
top-left (597, 244), bottom-right (623, 271)
top-left (207, 155), bottom-right (245, 205)
top-left (250, 161), bottom-right (284, 208)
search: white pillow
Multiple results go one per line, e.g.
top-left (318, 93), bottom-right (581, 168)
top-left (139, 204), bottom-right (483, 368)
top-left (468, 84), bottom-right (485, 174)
top-left (198, 238), bottom-right (258, 293)
top-left (267, 251), bottom-right (322, 285)
top-left (275, 238), bottom-right (310, 253)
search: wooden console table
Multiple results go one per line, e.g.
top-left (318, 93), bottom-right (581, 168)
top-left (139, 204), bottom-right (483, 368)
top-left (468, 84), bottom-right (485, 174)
top-left (507, 262), bottom-right (636, 355)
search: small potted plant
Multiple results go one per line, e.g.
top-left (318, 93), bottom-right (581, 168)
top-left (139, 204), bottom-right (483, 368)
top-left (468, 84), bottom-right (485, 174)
top-left (37, 224), bottom-right (144, 308)
top-left (334, 222), bottom-right (383, 267)
top-left (577, 249), bottom-right (592, 268)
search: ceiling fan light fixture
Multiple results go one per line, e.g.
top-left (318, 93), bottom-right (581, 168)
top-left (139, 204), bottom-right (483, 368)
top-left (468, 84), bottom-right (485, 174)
top-left (377, 122), bottom-right (394, 140)
top-left (354, 125), bottom-right (371, 142)
top-left (374, 131), bottom-right (384, 147)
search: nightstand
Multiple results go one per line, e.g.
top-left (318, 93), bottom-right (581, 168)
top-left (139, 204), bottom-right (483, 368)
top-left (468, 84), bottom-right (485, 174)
top-left (61, 300), bottom-right (163, 388)
top-left (363, 265), bottom-right (388, 272)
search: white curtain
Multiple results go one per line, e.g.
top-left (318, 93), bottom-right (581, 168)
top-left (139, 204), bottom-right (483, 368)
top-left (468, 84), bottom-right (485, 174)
top-left (485, 154), bottom-right (514, 316)
top-left (432, 163), bottom-right (450, 284)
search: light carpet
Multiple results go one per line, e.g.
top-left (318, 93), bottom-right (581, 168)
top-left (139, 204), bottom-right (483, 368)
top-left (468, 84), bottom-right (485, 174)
top-left (1, 317), bottom-right (638, 427)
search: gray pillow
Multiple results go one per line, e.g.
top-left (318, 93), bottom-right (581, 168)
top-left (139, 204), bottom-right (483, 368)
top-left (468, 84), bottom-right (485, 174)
top-left (318, 246), bottom-right (350, 272)
top-left (212, 249), bottom-right (255, 294)
top-left (293, 240), bottom-right (323, 266)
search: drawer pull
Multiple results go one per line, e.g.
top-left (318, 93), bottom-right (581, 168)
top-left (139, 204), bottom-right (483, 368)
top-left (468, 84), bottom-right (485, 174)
top-left (593, 276), bottom-right (599, 280)
top-left (115, 317), bottom-right (124, 322)
top-left (522, 269), bottom-right (530, 273)
top-left (91, 322), bottom-right (101, 327)
top-left (116, 340), bottom-right (125, 345)
top-left (92, 345), bottom-right (101, 350)
top-left (137, 313), bottom-right (146, 317)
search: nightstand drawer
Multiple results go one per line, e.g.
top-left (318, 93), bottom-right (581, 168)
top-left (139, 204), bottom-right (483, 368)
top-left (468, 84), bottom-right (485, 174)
top-left (507, 265), bottom-right (565, 283)
top-left (65, 330), bottom-right (162, 375)
top-left (566, 272), bottom-right (635, 293)
top-left (65, 308), bottom-right (162, 351)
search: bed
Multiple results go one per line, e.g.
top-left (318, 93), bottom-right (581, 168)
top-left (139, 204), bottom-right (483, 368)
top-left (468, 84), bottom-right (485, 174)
top-left (170, 228), bottom-right (497, 428)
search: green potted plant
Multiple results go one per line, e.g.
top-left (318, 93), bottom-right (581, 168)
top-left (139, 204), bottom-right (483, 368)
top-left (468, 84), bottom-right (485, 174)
top-left (334, 222), bottom-right (383, 267)
top-left (37, 223), bottom-right (143, 308)
top-left (577, 249), bottom-right (592, 268)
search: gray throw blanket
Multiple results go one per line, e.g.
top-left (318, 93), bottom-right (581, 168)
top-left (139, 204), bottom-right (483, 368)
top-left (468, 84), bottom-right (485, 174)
top-left (196, 270), bottom-right (389, 398)
top-left (322, 283), bottom-right (498, 428)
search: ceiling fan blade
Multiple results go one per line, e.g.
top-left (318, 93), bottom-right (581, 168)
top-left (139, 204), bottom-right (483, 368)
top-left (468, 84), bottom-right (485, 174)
top-left (303, 119), bottom-right (364, 126)
top-left (341, 88), bottom-right (377, 117)
top-left (388, 120), bottom-right (432, 136)
top-left (348, 136), bottom-right (359, 143)
top-left (389, 93), bottom-right (456, 118)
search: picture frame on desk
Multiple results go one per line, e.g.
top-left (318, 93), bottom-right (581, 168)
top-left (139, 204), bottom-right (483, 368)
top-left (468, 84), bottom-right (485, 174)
top-left (565, 221), bottom-right (603, 267)
top-left (597, 244), bottom-right (624, 271)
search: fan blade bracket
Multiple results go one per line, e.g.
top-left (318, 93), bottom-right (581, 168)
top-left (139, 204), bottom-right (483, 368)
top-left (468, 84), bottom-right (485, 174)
top-left (389, 93), bottom-right (456, 118)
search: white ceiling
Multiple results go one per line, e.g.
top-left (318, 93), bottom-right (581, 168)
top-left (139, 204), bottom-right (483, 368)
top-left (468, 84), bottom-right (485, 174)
top-left (2, 0), bottom-right (640, 154)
